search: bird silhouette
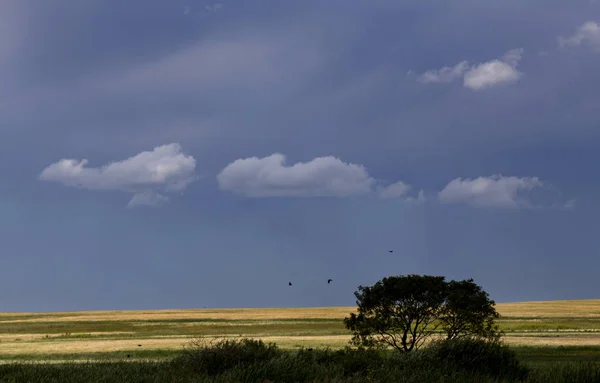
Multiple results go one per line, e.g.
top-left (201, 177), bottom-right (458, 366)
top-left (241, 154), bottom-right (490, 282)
top-left (388, 250), bottom-right (393, 253)
top-left (327, 279), bottom-right (332, 284)
top-left (288, 282), bottom-right (292, 286)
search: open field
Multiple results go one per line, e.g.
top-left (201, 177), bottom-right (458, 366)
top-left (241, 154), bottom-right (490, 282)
top-left (2, 300), bottom-right (600, 364)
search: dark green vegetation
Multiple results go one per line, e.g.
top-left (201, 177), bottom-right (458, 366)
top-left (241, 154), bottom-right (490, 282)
top-left (0, 338), bottom-right (599, 382)
top-left (2, 275), bottom-right (600, 381)
top-left (2, 344), bottom-right (599, 365)
top-left (344, 275), bottom-right (501, 351)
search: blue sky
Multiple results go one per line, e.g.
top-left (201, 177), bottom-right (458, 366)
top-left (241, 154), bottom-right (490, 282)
top-left (1, 0), bottom-right (599, 312)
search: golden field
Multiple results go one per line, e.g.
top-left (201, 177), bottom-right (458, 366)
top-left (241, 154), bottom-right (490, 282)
top-left (2, 300), bottom-right (600, 361)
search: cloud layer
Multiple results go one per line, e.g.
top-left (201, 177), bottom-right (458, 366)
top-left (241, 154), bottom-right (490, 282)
top-left (378, 181), bottom-right (411, 198)
top-left (217, 154), bottom-right (565, 209)
top-left (417, 61), bottom-right (470, 84)
top-left (40, 146), bottom-right (570, 210)
top-left (558, 21), bottom-right (600, 50)
top-left (217, 153), bottom-right (430, 202)
top-left (39, 143), bottom-right (196, 207)
top-left (438, 175), bottom-right (543, 209)
top-left (418, 48), bottom-right (524, 91)
top-left (217, 153), bottom-right (375, 197)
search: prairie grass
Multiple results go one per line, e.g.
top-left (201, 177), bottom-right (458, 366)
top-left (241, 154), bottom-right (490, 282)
top-left (1, 338), bottom-right (599, 382)
top-left (2, 300), bottom-right (600, 364)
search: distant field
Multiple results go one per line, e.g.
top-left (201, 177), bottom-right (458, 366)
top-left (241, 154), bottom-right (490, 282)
top-left (2, 300), bottom-right (600, 363)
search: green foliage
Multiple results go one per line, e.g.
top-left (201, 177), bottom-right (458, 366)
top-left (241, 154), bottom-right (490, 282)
top-left (344, 274), bottom-right (448, 352)
top-left (441, 279), bottom-right (503, 341)
top-left (172, 336), bottom-right (282, 376)
top-left (423, 337), bottom-right (529, 381)
top-left (2, 342), bottom-right (600, 382)
top-left (295, 346), bottom-right (386, 378)
top-left (344, 274), bottom-right (502, 352)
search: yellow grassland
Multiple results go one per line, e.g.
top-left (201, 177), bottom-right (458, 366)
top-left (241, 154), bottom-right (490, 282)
top-left (2, 300), bottom-right (600, 359)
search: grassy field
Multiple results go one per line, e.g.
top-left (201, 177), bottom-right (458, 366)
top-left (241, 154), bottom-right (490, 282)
top-left (2, 300), bottom-right (600, 366)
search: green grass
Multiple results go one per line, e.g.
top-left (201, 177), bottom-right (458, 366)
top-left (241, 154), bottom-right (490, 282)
top-left (0, 340), bottom-right (599, 382)
top-left (513, 346), bottom-right (600, 369)
top-left (0, 319), bottom-right (346, 337)
top-left (497, 317), bottom-right (600, 332)
top-left (2, 304), bottom-right (600, 381)
top-left (0, 349), bottom-right (180, 362)
top-left (2, 344), bottom-right (599, 368)
top-left (4, 317), bottom-right (600, 338)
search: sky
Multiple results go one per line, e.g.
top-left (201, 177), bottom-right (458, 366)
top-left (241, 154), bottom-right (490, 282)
top-left (1, 0), bottom-right (599, 312)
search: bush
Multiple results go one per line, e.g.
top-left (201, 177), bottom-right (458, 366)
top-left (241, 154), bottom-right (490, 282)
top-left (331, 347), bottom-right (385, 378)
top-left (172, 337), bottom-right (283, 376)
top-left (168, 337), bottom-right (534, 382)
top-left (218, 353), bottom-right (345, 383)
top-left (423, 337), bottom-right (529, 381)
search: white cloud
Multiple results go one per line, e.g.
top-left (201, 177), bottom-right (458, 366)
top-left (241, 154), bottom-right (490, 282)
top-left (39, 143), bottom-right (196, 207)
top-left (438, 174), bottom-right (542, 209)
top-left (558, 21), bottom-right (600, 50)
top-left (217, 154), bottom-right (426, 203)
top-left (377, 181), bottom-right (426, 204)
top-left (417, 48), bottom-right (524, 91)
top-left (127, 191), bottom-right (170, 208)
top-left (406, 189), bottom-right (427, 205)
top-left (378, 181), bottom-right (411, 198)
top-left (500, 48), bottom-right (524, 67)
top-left (417, 61), bottom-right (470, 83)
top-left (217, 153), bottom-right (375, 197)
top-left (463, 48), bottom-right (523, 90)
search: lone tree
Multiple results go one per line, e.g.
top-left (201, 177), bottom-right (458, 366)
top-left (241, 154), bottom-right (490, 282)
top-left (440, 278), bottom-right (502, 342)
top-left (343, 274), bottom-right (501, 352)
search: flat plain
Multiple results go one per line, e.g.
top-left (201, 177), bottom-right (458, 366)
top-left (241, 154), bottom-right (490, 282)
top-left (2, 300), bottom-right (600, 363)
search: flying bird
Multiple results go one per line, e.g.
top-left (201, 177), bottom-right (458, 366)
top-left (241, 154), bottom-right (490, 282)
top-left (288, 282), bottom-right (292, 286)
top-left (388, 250), bottom-right (393, 253)
top-left (327, 279), bottom-right (332, 284)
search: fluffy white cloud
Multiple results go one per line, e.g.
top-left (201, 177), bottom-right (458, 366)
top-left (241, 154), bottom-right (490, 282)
top-left (39, 143), bottom-right (196, 207)
top-left (558, 21), bottom-right (600, 50)
top-left (377, 182), bottom-right (426, 205)
top-left (417, 48), bottom-right (523, 91)
top-left (405, 189), bottom-right (427, 205)
top-left (378, 181), bottom-right (411, 198)
top-left (217, 153), bottom-right (375, 197)
top-left (417, 61), bottom-right (470, 83)
top-left (463, 48), bottom-right (523, 90)
top-left (438, 175), bottom-right (542, 209)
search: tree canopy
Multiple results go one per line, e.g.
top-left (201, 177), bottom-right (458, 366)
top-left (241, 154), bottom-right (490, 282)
top-left (343, 274), bottom-right (502, 352)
